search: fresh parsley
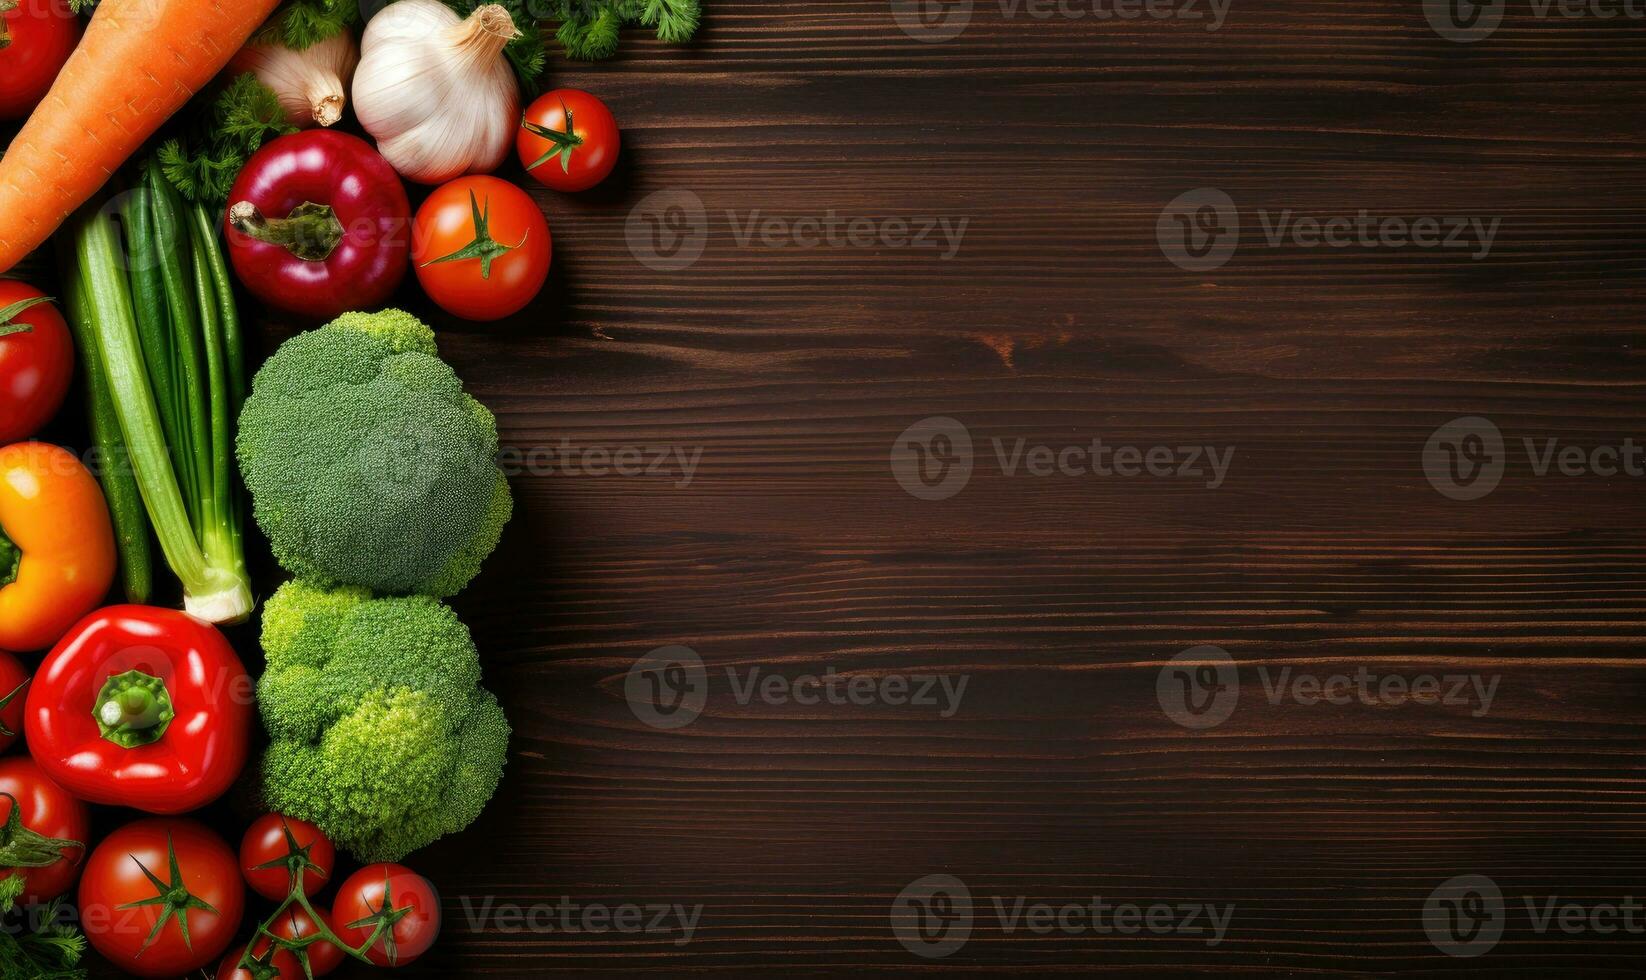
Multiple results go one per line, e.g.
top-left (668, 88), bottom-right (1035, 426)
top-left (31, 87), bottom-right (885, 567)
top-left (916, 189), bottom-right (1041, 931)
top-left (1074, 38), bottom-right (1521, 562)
top-left (156, 74), bottom-right (298, 206)
top-left (258, 0), bottom-right (361, 49)
top-left (550, 0), bottom-right (702, 59)
top-left (439, 0), bottom-right (700, 73)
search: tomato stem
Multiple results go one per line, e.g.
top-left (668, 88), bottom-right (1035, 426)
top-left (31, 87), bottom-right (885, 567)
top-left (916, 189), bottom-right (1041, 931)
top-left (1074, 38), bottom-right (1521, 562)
top-left (0, 295), bottom-right (53, 338)
top-left (229, 201), bottom-right (346, 263)
top-left (522, 99), bottom-right (583, 173)
top-left (0, 679), bottom-right (25, 739)
top-left (119, 833), bottom-right (219, 955)
top-left (418, 190), bottom-right (528, 280)
top-left (0, 0), bottom-right (15, 51)
top-left (0, 793), bottom-right (82, 869)
top-left (236, 827), bottom-right (403, 974)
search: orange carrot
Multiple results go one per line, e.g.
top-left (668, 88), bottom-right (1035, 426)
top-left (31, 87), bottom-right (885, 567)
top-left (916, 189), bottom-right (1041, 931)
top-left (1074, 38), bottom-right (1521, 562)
top-left (0, 0), bottom-right (281, 273)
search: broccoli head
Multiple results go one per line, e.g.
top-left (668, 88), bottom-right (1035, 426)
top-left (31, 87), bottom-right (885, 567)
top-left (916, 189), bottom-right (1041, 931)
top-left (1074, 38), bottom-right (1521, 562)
top-left (258, 579), bottom-right (511, 862)
top-left (236, 309), bottom-right (513, 597)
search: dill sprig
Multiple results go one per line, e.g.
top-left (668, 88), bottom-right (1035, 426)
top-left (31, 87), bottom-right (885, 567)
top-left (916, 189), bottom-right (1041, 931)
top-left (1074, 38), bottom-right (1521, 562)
top-left (0, 888), bottom-right (87, 980)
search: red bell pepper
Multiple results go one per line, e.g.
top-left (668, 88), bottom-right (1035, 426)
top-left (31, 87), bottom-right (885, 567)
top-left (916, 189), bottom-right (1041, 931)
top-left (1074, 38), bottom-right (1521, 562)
top-left (24, 606), bottom-right (252, 814)
top-left (224, 130), bottom-right (411, 320)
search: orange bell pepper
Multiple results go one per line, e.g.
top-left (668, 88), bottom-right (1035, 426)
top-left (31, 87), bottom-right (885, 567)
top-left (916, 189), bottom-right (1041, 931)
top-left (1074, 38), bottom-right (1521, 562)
top-left (0, 442), bottom-right (116, 651)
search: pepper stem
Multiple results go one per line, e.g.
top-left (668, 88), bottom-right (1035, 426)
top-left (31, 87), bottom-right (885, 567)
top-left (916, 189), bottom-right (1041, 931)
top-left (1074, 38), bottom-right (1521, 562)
top-left (0, 1), bottom-right (16, 51)
top-left (0, 526), bottom-right (18, 591)
top-left (228, 201), bottom-right (346, 262)
top-left (94, 670), bottom-right (176, 748)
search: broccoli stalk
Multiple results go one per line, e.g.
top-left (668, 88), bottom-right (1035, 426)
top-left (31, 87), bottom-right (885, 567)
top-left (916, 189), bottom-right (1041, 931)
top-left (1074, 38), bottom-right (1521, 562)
top-left (66, 171), bottom-right (254, 623)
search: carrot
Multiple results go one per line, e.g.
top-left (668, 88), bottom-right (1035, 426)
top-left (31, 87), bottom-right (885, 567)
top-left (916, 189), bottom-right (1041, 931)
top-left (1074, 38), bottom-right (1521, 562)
top-left (0, 0), bottom-right (281, 273)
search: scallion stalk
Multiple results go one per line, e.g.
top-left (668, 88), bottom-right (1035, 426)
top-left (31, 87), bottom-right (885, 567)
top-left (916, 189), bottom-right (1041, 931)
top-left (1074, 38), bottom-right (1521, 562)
top-left (69, 198), bottom-right (253, 624)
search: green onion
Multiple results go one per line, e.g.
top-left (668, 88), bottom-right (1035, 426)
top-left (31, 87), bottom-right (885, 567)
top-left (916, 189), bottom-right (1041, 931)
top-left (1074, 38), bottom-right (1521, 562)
top-left (67, 188), bottom-right (253, 624)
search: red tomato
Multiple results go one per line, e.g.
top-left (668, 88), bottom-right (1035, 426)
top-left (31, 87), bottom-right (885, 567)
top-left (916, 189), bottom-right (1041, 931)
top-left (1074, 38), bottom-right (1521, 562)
top-left (217, 943), bottom-right (302, 980)
top-left (0, 650), bottom-right (28, 752)
top-left (240, 813), bottom-right (335, 901)
top-left (517, 88), bottom-right (621, 192)
top-left (411, 175), bottom-right (550, 321)
top-left (0, 0), bottom-right (80, 120)
top-left (332, 864), bottom-right (441, 967)
top-left (0, 282), bottom-right (73, 443)
top-left (79, 818), bottom-right (246, 978)
top-left (264, 904), bottom-right (347, 976)
top-left (0, 756), bottom-right (88, 904)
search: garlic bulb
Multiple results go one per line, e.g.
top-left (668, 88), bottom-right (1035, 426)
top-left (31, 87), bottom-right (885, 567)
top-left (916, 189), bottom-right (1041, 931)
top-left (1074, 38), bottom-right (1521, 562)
top-left (231, 33), bottom-right (360, 129)
top-left (352, 0), bottom-right (521, 185)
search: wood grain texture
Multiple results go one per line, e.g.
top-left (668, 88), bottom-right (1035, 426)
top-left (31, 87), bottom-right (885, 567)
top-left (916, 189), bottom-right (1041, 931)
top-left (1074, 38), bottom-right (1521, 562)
top-left (38, 0), bottom-right (1646, 975)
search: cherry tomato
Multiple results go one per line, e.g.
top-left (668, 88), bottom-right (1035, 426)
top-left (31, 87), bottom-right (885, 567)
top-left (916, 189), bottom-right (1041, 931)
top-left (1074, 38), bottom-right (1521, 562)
top-left (0, 282), bottom-right (73, 443)
top-left (517, 88), bottom-right (621, 192)
top-left (0, 756), bottom-right (88, 904)
top-left (217, 943), bottom-right (302, 980)
top-left (332, 863), bottom-right (440, 967)
top-left (0, 650), bottom-right (28, 752)
top-left (411, 175), bottom-right (550, 321)
top-left (80, 818), bottom-right (245, 978)
top-left (264, 905), bottom-right (347, 976)
top-left (0, 0), bottom-right (80, 120)
top-left (240, 813), bottom-right (335, 901)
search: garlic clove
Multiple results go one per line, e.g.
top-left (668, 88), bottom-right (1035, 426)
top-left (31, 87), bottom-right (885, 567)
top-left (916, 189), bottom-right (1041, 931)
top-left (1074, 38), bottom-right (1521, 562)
top-left (231, 32), bottom-right (360, 129)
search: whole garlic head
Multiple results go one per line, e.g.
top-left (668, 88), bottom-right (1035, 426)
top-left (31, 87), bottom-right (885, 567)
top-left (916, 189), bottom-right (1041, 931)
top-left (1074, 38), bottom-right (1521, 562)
top-left (352, 0), bottom-right (521, 184)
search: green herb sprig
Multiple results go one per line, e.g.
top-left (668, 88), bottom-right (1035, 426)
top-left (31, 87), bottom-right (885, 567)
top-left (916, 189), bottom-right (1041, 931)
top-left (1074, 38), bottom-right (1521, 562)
top-left (0, 887), bottom-right (87, 980)
top-left (156, 74), bottom-right (298, 206)
top-left (550, 0), bottom-right (701, 60)
top-left (259, 0), bottom-right (361, 49)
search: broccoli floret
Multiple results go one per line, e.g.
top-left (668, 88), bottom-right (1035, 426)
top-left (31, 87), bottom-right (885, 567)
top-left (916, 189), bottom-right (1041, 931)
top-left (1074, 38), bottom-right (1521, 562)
top-left (236, 309), bottom-right (513, 597)
top-left (258, 579), bottom-right (511, 862)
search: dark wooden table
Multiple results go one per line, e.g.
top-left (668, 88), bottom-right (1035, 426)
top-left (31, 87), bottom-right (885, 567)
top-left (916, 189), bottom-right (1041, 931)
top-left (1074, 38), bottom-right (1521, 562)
top-left (61, 0), bottom-right (1646, 975)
